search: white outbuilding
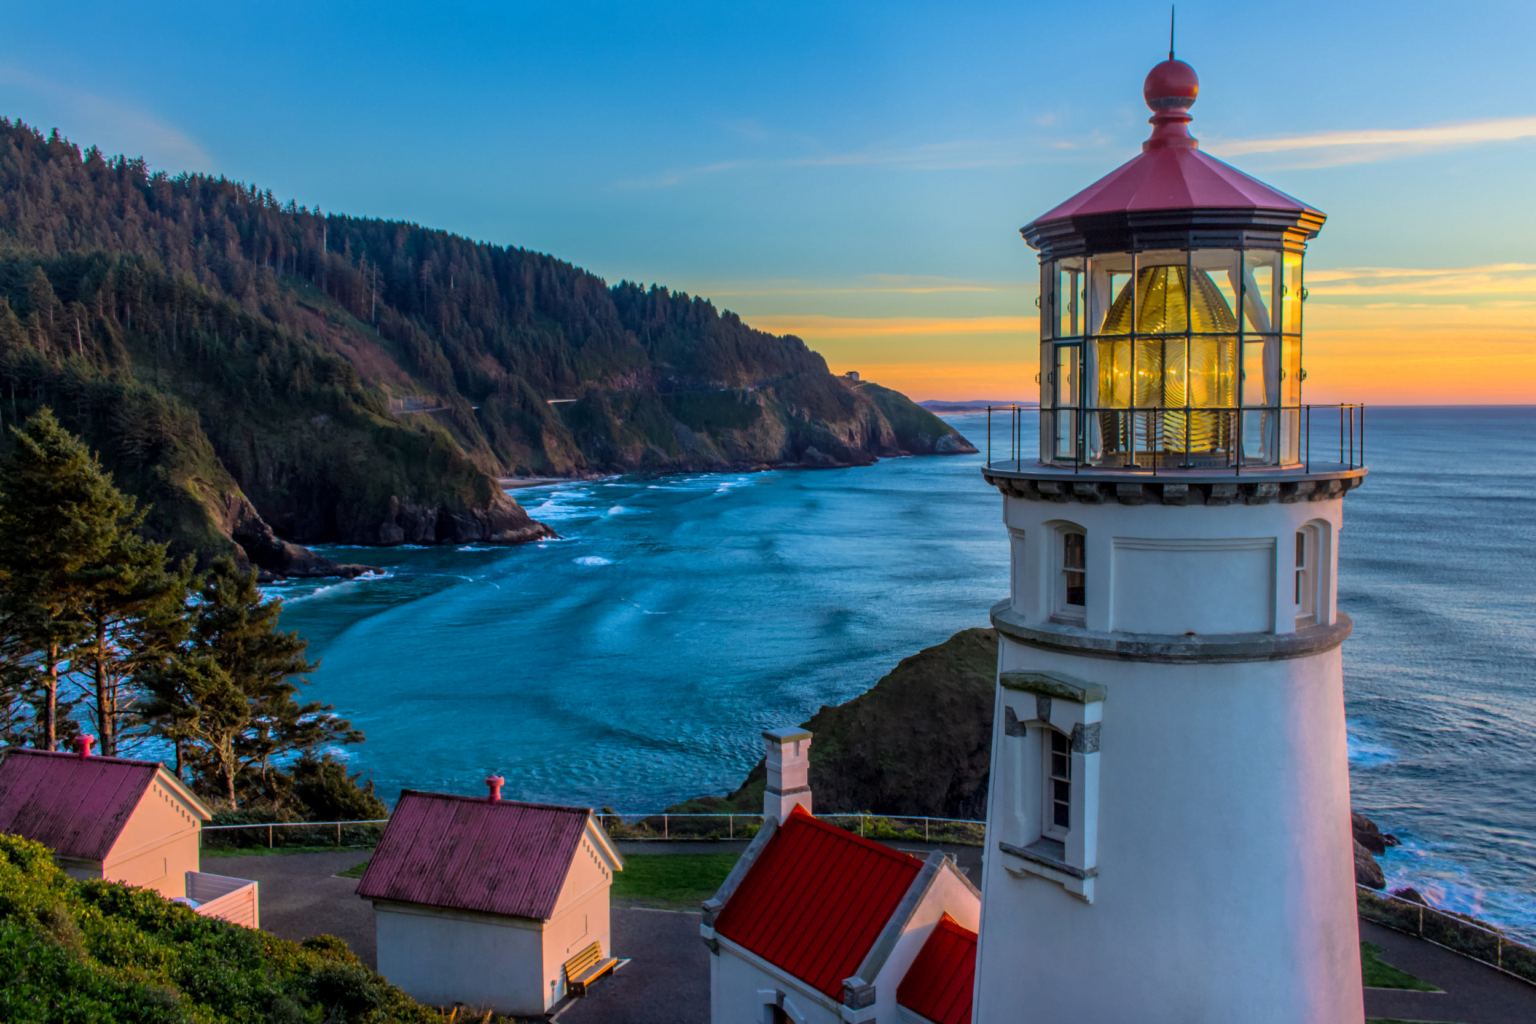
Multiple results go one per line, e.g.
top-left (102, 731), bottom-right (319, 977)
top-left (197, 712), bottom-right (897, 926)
top-left (355, 778), bottom-right (624, 1016)
top-left (0, 738), bottom-right (258, 927)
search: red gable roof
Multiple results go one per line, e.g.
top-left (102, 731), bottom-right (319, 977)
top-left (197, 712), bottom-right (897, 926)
top-left (355, 791), bottom-right (594, 921)
top-left (0, 749), bottom-right (167, 861)
top-left (897, 913), bottom-right (977, 1024)
top-left (713, 806), bottom-right (923, 1001)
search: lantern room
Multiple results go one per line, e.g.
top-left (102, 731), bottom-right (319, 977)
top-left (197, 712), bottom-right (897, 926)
top-left (1022, 58), bottom-right (1326, 471)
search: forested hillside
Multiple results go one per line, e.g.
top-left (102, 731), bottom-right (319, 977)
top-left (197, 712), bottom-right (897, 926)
top-left (0, 121), bottom-right (972, 568)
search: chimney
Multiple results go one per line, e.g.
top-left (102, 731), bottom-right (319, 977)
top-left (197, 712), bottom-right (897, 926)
top-left (485, 775), bottom-right (504, 802)
top-left (76, 735), bottom-right (96, 758)
top-left (762, 728), bottom-right (812, 824)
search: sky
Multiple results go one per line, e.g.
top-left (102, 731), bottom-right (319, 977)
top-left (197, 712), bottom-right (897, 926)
top-left (3, 0), bottom-right (1533, 403)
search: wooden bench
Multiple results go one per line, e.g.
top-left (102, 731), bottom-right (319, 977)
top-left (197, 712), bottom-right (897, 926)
top-left (563, 941), bottom-right (618, 996)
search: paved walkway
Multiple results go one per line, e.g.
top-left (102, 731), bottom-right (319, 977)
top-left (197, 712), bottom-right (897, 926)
top-left (1361, 919), bottom-right (1536, 1024)
top-left (555, 908), bottom-right (709, 1024)
top-left (212, 850), bottom-right (377, 966)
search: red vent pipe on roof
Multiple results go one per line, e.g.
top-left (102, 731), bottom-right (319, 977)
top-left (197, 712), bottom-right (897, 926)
top-left (485, 775), bottom-right (505, 802)
top-left (76, 735), bottom-right (95, 758)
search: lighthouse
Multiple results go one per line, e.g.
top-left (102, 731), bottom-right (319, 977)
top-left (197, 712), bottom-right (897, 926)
top-left (973, 55), bottom-right (1367, 1023)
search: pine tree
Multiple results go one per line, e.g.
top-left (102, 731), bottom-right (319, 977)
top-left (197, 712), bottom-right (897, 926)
top-left (141, 557), bottom-right (361, 806)
top-left (0, 408), bottom-right (145, 750)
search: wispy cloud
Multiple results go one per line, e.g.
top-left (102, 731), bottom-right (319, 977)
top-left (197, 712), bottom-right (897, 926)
top-left (706, 274), bottom-right (1016, 297)
top-left (745, 314), bottom-right (1035, 338)
top-left (617, 130), bottom-right (1117, 189)
top-left (1307, 263), bottom-right (1536, 298)
top-left (1207, 116), bottom-right (1536, 169)
top-left (0, 65), bottom-right (211, 172)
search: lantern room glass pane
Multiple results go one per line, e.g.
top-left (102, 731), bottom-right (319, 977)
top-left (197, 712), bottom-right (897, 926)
top-left (1039, 343), bottom-right (1053, 409)
top-left (1053, 345), bottom-right (1080, 460)
top-left (1282, 252), bottom-right (1304, 334)
top-left (1188, 335), bottom-right (1238, 408)
top-left (1242, 340), bottom-right (1273, 407)
top-left (1053, 258), bottom-right (1086, 338)
top-left (1282, 337), bottom-right (1302, 406)
top-left (1094, 338), bottom-right (1132, 408)
top-left (1088, 253), bottom-right (1133, 335)
top-left (1193, 250), bottom-right (1242, 327)
top-left (1040, 263), bottom-right (1054, 340)
top-left (1242, 251), bottom-right (1280, 333)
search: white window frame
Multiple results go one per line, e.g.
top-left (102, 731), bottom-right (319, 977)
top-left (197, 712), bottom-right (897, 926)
top-left (1052, 525), bottom-right (1088, 624)
top-left (1043, 727), bottom-right (1071, 841)
top-left (997, 671), bottom-right (1104, 902)
top-left (1293, 520), bottom-right (1331, 629)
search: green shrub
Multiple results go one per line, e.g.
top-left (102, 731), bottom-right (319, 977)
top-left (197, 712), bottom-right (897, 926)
top-left (0, 833), bottom-right (471, 1022)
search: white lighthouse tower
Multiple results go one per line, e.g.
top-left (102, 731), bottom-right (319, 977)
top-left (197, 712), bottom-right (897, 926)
top-left (972, 56), bottom-right (1367, 1023)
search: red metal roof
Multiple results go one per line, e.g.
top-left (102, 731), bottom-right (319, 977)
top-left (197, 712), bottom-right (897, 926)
top-left (1030, 144), bottom-right (1315, 225)
top-left (1023, 60), bottom-right (1321, 238)
top-left (713, 806), bottom-right (923, 1001)
top-left (0, 749), bottom-right (163, 861)
top-left (897, 913), bottom-right (977, 1024)
top-left (355, 791), bottom-right (593, 920)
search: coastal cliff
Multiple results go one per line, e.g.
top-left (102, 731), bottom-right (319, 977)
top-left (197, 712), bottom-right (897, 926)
top-left (672, 627), bottom-right (999, 820)
top-left (0, 121), bottom-right (964, 568)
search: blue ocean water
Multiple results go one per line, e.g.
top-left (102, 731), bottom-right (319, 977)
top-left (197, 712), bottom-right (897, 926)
top-left (274, 407), bottom-right (1536, 941)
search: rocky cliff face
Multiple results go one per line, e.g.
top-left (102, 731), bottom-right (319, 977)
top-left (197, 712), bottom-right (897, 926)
top-left (372, 491), bottom-right (555, 546)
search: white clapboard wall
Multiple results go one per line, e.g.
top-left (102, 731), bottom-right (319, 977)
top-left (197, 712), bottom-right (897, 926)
top-left (186, 871), bottom-right (259, 929)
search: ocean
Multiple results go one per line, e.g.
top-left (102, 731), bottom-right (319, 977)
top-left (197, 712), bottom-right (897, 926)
top-left (273, 407), bottom-right (1536, 941)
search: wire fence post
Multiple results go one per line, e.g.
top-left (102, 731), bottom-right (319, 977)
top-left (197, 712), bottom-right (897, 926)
top-left (663, 814), bottom-right (668, 840)
top-left (267, 824), bottom-right (273, 849)
top-left (336, 822), bottom-right (341, 846)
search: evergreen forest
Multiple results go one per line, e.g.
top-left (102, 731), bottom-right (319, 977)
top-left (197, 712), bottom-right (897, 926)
top-left (0, 121), bottom-right (972, 569)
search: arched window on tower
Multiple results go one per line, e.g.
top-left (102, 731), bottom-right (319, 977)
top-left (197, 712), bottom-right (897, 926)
top-left (1054, 527), bottom-right (1087, 622)
top-left (1294, 520), bottom-right (1332, 629)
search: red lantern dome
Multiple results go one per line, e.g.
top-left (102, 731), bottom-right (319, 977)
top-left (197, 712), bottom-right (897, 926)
top-left (1022, 59), bottom-right (1323, 259)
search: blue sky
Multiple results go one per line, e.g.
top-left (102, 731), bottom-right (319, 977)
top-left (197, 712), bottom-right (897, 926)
top-left (4, 1), bottom-right (1533, 400)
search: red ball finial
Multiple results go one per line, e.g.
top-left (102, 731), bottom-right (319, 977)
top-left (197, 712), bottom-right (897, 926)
top-left (1144, 59), bottom-right (1199, 111)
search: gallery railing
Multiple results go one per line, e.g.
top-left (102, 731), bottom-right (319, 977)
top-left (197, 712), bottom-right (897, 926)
top-left (1357, 885), bottom-right (1536, 987)
top-left (985, 403), bottom-right (1365, 475)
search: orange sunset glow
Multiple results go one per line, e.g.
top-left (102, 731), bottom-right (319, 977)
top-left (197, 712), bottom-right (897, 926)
top-left (743, 265), bottom-right (1536, 405)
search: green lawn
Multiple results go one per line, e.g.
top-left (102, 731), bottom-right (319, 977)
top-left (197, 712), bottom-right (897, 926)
top-left (610, 852), bottom-right (741, 909)
top-left (337, 859), bottom-right (371, 879)
top-left (203, 844), bottom-right (377, 859)
top-left (1361, 942), bottom-right (1441, 992)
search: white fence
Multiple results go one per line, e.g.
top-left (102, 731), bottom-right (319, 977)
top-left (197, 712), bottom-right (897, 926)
top-left (199, 812), bottom-right (988, 848)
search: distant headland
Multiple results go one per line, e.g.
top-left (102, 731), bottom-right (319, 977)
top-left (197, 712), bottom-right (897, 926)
top-left (0, 119), bottom-right (972, 579)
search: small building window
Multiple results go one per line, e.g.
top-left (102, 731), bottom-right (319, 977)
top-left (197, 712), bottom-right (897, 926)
top-left (1046, 730), bottom-right (1071, 837)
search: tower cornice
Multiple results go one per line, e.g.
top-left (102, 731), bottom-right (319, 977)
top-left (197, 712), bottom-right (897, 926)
top-left (990, 600), bottom-right (1353, 664)
top-left (982, 465), bottom-right (1366, 506)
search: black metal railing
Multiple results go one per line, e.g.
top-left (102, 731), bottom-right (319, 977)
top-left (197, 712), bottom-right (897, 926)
top-left (985, 404), bottom-right (1365, 476)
